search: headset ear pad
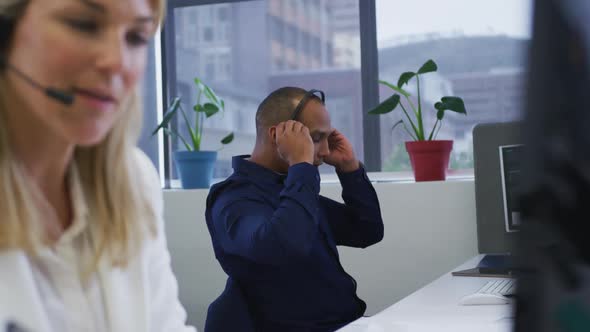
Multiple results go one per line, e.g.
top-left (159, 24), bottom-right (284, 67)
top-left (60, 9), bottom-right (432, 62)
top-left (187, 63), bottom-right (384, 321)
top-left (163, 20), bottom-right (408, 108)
top-left (0, 17), bottom-right (15, 69)
top-left (0, 3), bottom-right (25, 68)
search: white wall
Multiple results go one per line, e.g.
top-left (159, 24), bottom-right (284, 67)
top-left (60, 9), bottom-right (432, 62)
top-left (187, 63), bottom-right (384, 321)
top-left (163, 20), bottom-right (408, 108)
top-left (163, 179), bottom-right (478, 331)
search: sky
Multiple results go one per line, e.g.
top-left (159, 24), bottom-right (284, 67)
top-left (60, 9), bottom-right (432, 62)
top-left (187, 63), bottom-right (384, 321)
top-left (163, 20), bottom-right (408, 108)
top-left (376, 0), bottom-right (533, 45)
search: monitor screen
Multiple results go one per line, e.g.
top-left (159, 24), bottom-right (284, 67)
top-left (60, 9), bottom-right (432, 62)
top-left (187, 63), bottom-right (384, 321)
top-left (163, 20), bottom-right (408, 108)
top-left (499, 145), bottom-right (523, 233)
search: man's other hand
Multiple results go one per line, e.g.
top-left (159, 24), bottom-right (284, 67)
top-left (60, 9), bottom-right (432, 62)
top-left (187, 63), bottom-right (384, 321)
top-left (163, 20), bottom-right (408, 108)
top-left (324, 129), bottom-right (360, 173)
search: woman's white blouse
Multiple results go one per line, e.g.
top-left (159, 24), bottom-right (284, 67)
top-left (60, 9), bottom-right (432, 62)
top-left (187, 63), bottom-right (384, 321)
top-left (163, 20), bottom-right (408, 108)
top-left (30, 161), bottom-right (108, 332)
top-left (0, 149), bottom-right (197, 332)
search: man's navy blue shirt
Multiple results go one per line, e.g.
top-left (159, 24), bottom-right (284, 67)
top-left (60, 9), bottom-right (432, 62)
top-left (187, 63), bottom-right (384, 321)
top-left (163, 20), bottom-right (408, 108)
top-left (205, 156), bottom-right (384, 331)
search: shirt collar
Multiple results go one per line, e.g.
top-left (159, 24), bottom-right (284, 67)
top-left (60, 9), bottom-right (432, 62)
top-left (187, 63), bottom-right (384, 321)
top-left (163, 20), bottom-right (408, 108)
top-left (232, 155), bottom-right (287, 185)
top-left (56, 162), bottom-right (89, 245)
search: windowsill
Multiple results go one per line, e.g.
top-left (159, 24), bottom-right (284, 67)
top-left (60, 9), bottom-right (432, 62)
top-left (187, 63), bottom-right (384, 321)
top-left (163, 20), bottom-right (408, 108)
top-left (323, 169), bottom-right (474, 184)
top-left (164, 169), bottom-right (475, 190)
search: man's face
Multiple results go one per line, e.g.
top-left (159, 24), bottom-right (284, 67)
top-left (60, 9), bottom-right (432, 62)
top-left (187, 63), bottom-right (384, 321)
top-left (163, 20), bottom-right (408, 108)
top-left (297, 99), bottom-right (333, 166)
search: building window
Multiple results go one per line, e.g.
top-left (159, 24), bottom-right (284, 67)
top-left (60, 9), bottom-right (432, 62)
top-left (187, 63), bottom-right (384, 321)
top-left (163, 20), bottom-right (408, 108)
top-left (203, 27), bottom-right (213, 42)
top-left (218, 6), bottom-right (229, 21)
top-left (312, 36), bottom-right (321, 58)
top-left (286, 24), bottom-right (297, 49)
top-left (302, 31), bottom-right (311, 55)
top-left (270, 16), bottom-right (284, 41)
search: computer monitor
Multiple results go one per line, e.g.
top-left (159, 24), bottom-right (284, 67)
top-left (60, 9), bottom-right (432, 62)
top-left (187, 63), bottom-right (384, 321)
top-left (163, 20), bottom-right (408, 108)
top-left (451, 122), bottom-right (523, 277)
top-left (473, 122), bottom-right (522, 254)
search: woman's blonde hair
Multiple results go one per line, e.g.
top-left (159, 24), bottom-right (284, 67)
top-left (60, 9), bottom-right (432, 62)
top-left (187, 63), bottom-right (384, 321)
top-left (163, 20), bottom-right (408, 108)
top-left (0, 0), bottom-right (166, 268)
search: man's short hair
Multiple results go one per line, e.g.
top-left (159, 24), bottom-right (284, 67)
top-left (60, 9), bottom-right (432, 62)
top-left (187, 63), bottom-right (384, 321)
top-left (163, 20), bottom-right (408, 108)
top-left (255, 87), bottom-right (322, 135)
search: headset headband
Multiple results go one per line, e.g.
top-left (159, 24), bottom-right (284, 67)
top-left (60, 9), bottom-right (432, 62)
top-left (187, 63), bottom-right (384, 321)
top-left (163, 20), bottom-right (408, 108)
top-left (291, 89), bottom-right (325, 120)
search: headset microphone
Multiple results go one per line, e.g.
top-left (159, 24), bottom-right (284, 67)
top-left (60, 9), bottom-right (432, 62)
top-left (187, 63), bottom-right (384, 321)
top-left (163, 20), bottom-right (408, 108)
top-left (0, 57), bottom-right (75, 106)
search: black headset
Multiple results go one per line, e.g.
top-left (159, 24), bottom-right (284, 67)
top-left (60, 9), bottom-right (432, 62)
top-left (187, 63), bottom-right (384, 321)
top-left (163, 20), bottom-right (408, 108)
top-left (0, 14), bottom-right (14, 57)
top-left (291, 89), bottom-right (325, 120)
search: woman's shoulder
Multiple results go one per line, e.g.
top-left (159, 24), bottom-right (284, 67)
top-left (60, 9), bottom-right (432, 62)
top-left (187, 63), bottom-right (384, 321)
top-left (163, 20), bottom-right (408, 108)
top-left (130, 148), bottom-right (159, 188)
top-left (132, 148), bottom-right (159, 182)
top-left (130, 147), bottom-right (163, 216)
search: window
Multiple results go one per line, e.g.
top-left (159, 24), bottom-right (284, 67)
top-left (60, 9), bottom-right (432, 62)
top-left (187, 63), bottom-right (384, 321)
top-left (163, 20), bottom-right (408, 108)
top-left (312, 36), bottom-right (321, 59)
top-left (217, 5), bottom-right (232, 42)
top-left (286, 23), bottom-right (297, 49)
top-left (274, 58), bottom-right (284, 71)
top-left (270, 16), bottom-right (284, 41)
top-left (218, 7), bottom-right (229, 21)
top-left (302, 31), bottom-right (311, 55)
top-left (203, 27), bottom-right (213, 42)
top-left (155, 1), bottom-right (533, 184)
top-left (166, 0), bottom-right (362, 181)
top-left (376, 0), bottom-right (533, 172)
top-left (220, 53), bottom-right (232, 81)
top-left (205, 62), bottom-right (215, 80)
top-left (179, 7), bottom-right (199, 49)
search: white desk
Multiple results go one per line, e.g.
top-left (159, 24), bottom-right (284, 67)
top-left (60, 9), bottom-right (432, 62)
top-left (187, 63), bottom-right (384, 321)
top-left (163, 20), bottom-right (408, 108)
top-left (339, 255), bottom-right (514, 332)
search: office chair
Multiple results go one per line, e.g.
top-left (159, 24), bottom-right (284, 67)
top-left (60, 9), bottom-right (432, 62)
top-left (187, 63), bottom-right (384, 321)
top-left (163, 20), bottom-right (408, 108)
top-left (204, 278), bottom-right (256, 332)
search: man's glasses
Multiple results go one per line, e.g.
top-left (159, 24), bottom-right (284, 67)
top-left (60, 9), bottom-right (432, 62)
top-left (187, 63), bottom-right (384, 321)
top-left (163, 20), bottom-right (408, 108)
top-left (291, 89), bottom-right (325, 120)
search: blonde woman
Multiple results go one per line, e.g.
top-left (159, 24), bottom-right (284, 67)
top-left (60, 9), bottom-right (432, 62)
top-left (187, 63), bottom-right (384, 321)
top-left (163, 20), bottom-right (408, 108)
top-left (0, 0), bottom-right (196, 331)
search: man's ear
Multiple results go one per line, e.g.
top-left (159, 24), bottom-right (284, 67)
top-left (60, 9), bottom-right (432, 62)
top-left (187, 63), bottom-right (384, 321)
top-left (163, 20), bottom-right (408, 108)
top-left (268, 126), bottom-right (277, 144)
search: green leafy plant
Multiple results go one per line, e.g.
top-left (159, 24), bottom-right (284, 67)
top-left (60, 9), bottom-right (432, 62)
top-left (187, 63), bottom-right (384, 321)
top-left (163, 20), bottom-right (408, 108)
top-left (152, 78), bottom-right (234, 151)
top-left (369, 59), bottom-right (467, 141)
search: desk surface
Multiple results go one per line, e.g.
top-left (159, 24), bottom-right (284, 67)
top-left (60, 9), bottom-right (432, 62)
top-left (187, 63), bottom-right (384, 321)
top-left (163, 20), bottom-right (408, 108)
top-left (338, 255), bottom-right (514, 332)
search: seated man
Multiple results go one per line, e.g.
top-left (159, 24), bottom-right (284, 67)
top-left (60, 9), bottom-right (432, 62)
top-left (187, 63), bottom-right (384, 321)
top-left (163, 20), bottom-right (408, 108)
top-left (205, 87), bottom-right (384, 332)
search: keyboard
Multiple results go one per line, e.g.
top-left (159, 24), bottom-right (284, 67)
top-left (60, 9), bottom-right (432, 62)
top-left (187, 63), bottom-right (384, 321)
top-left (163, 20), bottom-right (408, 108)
top-left (477, 279), bottom-right (516, 296)
top-left (459, 279), bottom-right (516, 305)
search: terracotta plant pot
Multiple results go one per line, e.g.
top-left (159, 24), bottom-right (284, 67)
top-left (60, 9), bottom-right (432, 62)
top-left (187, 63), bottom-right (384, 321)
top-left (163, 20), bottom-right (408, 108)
top-left (405, 140), bottom-right (453, 182)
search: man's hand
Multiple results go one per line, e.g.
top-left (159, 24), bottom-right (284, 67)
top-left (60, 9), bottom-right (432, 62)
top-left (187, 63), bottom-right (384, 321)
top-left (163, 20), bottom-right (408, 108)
top-left (275, 120), bottom-right (314, 166)
top-left (324, 129), bottom-right (360, 173)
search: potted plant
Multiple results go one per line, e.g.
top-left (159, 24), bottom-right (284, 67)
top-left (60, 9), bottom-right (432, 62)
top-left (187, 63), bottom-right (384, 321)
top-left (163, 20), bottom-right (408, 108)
top-left (153, 78), bottom-right (234, 189)
top-left (369, 59), bottom-right (467, 181)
